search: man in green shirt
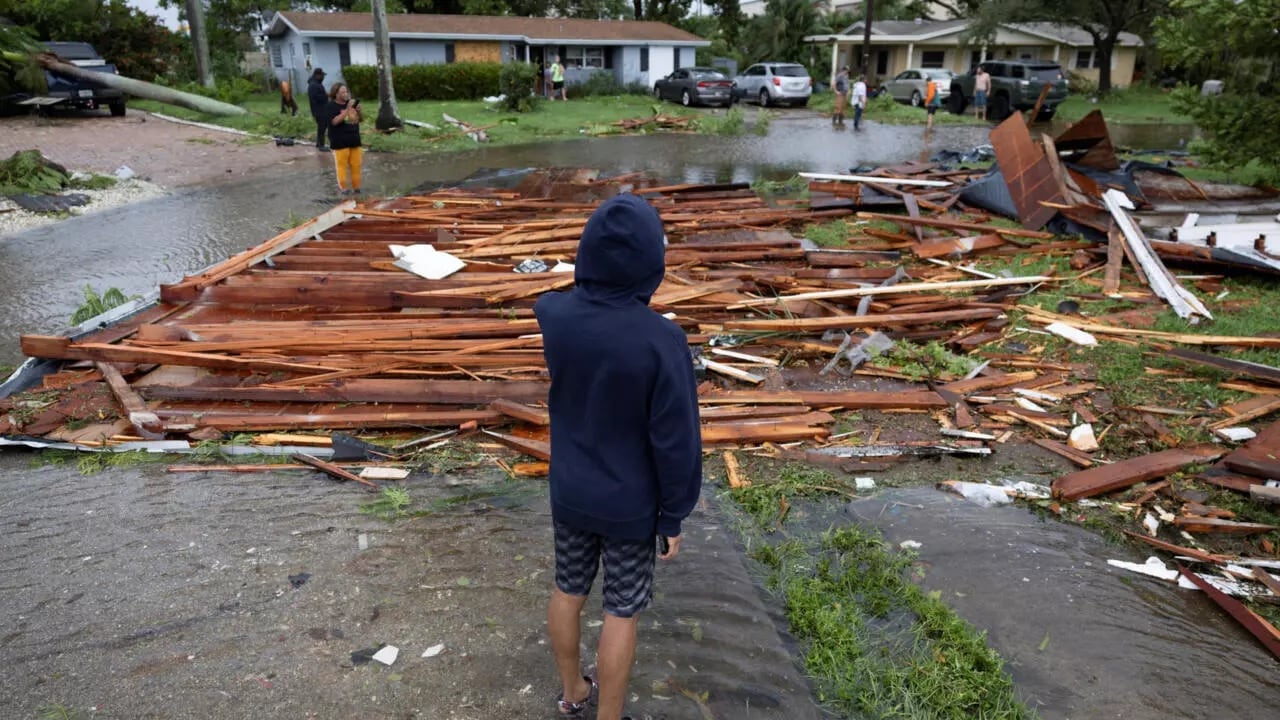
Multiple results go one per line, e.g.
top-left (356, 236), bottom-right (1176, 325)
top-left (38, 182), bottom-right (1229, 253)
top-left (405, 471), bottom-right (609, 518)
top-left (551, 55), bottom-right (567, 101)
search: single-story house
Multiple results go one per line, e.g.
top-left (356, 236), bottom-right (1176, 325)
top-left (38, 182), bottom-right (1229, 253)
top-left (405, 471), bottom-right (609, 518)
top-left (806, 19), bottom-right (1143, 88)
top-left (263, 11), bottom-right (709, 92)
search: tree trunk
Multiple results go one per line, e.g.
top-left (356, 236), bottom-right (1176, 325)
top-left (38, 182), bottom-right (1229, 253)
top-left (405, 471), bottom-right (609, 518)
top-left (185, 0), bottom-right (215, 89)
top-left (36, 55), bottom-right (247, 116)
top-left (371, 0), bottom-right (402, 131)
top-left (860, 0), bottom-right (875, 78)
top-left (1097, 35), bottom-right (1117, 94)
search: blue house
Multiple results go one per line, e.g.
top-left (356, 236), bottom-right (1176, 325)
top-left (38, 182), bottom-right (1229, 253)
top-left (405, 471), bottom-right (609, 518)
top-left (264, 11), bottom-right (709, 92)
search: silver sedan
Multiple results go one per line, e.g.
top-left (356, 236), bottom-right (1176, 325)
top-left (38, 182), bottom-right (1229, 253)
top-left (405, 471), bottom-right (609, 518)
top-left (882, 68), bottom-right (956, 107)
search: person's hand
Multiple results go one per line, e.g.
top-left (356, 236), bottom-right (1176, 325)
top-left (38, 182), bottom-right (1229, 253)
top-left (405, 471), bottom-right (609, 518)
top-left (659, 534), bottom-right (681, 561)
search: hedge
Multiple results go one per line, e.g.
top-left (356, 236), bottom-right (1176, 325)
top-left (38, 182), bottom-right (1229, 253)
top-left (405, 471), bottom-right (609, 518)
top-left (341, 62), bottom-right (502, 102)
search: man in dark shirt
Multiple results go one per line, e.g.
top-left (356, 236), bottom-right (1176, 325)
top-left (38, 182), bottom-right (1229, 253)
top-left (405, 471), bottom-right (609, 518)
top-left (534, 194), bottom-right (703, 720)
top-left (307, 68), bottom-right (329, 151)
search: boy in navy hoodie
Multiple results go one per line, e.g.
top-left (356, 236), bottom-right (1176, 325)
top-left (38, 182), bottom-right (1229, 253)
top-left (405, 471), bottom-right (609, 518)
top-left (534, 193), bottom-right (703, 720)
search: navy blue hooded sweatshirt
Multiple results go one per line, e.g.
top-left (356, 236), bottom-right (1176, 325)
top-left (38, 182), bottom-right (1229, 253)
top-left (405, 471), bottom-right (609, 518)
top-left (534, 193), bottom-right (703, 542)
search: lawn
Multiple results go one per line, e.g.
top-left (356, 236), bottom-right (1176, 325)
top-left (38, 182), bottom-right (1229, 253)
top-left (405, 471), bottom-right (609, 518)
top-left (130, 92), bottom-right (741, 153)
top-left (1056, 84), bottom-right (1192, 124)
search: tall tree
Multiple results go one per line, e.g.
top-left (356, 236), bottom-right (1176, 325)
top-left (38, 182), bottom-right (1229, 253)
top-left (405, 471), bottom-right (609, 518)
top-left (370, 0), bottom-right (402, 130)
top-left (706, 0), bottom-right (744, 46)
top-left (742, 0), bottom-right (827, 66)
top-left (1156, 0), bottom-right (1280, 172)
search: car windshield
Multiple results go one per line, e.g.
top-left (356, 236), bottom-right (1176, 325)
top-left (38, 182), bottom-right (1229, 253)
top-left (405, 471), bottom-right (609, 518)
top-left (1028, 66), bottom-right (1064, 82)
top-left (772, 66), bottom-right (808, 77)
top-left (690, 70), bottom-right (727, 80)
top-left (925, 70), bottom-right (954, 80)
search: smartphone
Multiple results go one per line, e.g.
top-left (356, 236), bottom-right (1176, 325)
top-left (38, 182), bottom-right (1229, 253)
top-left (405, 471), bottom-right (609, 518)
top-left (353, 98), bottom-right (361, 107)
top-left (657, 535), bottom-right (670, 555)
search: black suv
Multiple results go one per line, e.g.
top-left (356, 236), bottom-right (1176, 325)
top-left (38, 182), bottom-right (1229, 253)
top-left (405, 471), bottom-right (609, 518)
top-left (949, 60), bottom-right (1068, 120)
top-left (41, 42), bottom-right (127, 116)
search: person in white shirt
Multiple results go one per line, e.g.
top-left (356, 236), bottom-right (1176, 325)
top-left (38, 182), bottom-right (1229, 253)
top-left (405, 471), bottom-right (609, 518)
top-left (851, 75), bottom-right (869, 130)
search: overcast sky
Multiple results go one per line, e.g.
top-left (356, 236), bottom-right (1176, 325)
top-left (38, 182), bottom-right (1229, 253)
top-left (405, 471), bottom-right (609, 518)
top-left (127, 0), bottom-right (181, 30)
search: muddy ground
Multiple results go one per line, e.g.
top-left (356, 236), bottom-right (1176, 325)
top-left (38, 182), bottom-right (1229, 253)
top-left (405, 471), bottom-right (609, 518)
top-left (1, 109), bottom-right (325, 188)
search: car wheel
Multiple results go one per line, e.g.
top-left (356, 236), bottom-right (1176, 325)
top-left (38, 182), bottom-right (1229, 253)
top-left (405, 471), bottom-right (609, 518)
top-left (109, 101), bottom-right (126, 117)
top-left (990, 93), bottom-right (1011, 121)
top-left (793, 99), bottom-right (809, 108)
top-left (947, 86), bottom-right (966, 114)
top-left (910, 90), bottom-right (922, 107)
top-left (1035, 106), bottom-right (1057, 122)
top-left (759, 89), bottom-right (770, 108)
top-left (681, 89), bottom-right (692, 107)
top-left (653, 85), bottom-right (663, 100)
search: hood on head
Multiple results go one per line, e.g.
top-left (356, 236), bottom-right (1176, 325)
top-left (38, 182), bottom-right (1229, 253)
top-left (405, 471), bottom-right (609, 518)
top-left (573, 193), bottom-right (665, 305)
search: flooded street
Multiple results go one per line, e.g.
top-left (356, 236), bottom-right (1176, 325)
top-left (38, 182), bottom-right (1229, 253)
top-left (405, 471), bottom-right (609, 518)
top-left (4, 112), bottom-right (1262, 719)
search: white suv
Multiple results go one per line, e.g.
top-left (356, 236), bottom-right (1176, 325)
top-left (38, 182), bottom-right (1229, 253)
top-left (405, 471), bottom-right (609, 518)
top-left (733, 62), bottom-right (812, 107)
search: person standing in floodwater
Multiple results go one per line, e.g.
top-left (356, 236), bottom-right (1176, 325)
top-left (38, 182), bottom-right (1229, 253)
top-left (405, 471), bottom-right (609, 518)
top-left (534, 194), bottom-right (703, 720)
top-left (832, 66), bottom-right (850, 126)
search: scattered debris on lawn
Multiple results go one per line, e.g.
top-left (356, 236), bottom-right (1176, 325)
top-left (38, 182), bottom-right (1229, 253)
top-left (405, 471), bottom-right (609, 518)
top-left (4, 109), bottom-right (1280, 656)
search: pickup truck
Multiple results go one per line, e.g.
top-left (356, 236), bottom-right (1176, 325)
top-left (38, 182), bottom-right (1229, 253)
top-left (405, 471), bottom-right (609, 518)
top-left (40, 41), bottom-right (127, 116)
top-left (947, 60), bottom-right (1068, 121)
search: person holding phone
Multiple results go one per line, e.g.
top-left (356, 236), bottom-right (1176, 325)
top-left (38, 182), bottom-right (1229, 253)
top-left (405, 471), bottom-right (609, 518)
top-left (324, 82), bottom-right (363, 196)
top-left (535, 194), bottom-right (703, 720)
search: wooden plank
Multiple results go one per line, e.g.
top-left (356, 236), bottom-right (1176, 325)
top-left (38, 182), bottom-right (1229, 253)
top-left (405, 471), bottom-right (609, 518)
top-left (700, 390), bottom-right (946, 410)
top-left (716, 307), bottom-right (1003, 332)
top-left (1178, 566), bottom-right (1280, 661)
top-left (95, 362), bottom-right (163, 438)
top-left (911, 234), bottom-right (1005, 259)
top-left (1121, 530), bottom-right (1232, 564)
top-left (1103, 224), bottom-right (1124, 294)
top-left (724, 451), bottom-right (748, 488)
top-left (1168, 348), bottom-right (1280, 386)
top-left (1251, 485), bottom-right (1280, 505)
top-left (291, 452), bottom-right (380, 491)
top-left (989, 113), bottom-right (1063, 229)
top-left (489, 398), bottom-right (550, 426)
top-left (1103, 189), bottom-right (1211, 320)
top-left (856, 211), bottom-right (1055, 239)
top-left (482, 429), bottom-right (551, 461)
top-left (157, 408), bottom-right (503, 431)
top-left (1031, 437), bottom-right (1095, 468)
top-left (1052, 444), bottom-right (1224, 501)
top-left (1173, 516), bottom-right (1278, 534)
top-left (22, 336), bottom-right (341, 375)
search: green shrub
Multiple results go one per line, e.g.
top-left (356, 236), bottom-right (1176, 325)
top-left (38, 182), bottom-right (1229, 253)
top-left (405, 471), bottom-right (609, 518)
top-left (342, 62), bottom-right (503, 102)
top-left (1066, 71), bottom-right (1099, 97)
top-left (566, 71), bottom-right (651, 99)
top-left (498, 62), bottom-right (540, 112)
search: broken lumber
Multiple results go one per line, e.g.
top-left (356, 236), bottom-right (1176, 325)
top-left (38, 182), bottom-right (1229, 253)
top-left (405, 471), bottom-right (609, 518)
top-left (1052, 444), bottom-right (1223, 501)
top-left (291, 452), bottom-right (380, 491)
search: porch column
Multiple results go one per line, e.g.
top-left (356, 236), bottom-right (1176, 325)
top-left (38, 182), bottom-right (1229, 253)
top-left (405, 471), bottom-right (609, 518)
top-left (1053, 44), bottom-right (1060, 62)
top-left (525, 45), bottom-right (530, 62)
top-left (906, 42), bottom-right (914, 68)
top-left (830, 40), bottom-right (839, 85)
top-left (981, 45), bottom-right (988, 62)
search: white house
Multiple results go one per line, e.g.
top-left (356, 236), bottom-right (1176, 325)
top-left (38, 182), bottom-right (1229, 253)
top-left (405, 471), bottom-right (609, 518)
top-left (264, 11), bottom-right (710, 91)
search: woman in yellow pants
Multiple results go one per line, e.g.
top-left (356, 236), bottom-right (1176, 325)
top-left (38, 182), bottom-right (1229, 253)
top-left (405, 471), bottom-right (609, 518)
top-left (324, 82), bottom-right (364, 195)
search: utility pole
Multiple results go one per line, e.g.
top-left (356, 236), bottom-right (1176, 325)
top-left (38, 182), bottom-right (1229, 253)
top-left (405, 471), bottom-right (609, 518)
top-left (860, 0), bottom-right (875, 78)
top-left (185, 0), bottom-right (214, 88)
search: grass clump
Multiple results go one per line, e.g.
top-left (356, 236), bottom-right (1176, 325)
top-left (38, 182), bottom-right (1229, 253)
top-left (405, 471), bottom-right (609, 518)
top-left (760, 525), bottom-right (1031, 719)
top-left (804, 219), bottom-right (851, 247)
top-left (730, 464), bottom-right (859, 530)
top-left (1057, 84), bottom-right (1191, 124)
top-left (872, 340), bottom-right (979, 382)
top-left (693, 105), bottom-right (746, 136)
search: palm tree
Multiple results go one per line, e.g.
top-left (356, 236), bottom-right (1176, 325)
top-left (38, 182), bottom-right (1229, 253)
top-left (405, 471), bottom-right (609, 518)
top-left (371, 0), bottom-right (403, 131)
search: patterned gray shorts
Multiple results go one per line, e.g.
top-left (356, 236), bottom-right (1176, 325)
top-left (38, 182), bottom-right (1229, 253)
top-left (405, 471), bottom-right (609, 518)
top-left (554, 522), bottom-right (656, 618)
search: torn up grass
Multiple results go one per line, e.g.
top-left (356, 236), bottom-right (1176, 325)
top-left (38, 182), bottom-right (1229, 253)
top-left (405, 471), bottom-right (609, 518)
top-left (752, 525), bottom-right (1032, 719)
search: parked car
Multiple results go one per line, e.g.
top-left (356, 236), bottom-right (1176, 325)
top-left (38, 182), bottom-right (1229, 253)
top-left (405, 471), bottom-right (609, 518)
top-left (949, 60), bottom-right (1068, 121)
top-left (732, 62), bottom-right (812, 107)
top-left (653, 67), bottom-right (733, 107)
top-left (39, 42), bottom-right (127, 116)
top-left (881, 68), bottom-right (956, 107)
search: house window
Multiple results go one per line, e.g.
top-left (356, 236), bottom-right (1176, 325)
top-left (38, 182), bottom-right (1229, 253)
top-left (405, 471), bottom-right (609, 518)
top-left (1075, 49), bottom-right (1101, 69)
top-left (875, 50), bottom-right (889, 75)
top-left (390, 42), bottom-right (397, 66)
top-left (338, 41), bottom-right (351, 68)
top-left (640, 47), bottom-right (649, 72)
top-left (303, 42), bottom-right (311, 57)
top-left (565, 46), bottom-right (605, 69)
top-left (921, 50), bottom-right (945, 69)
top-left (271, 44), bottom-right (283, 68)
top-left (445, 43), bottom-right (455, 63)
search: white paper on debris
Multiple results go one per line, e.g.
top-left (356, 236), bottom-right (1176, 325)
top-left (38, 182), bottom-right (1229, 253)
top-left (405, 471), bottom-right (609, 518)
top-left (372, 645), bottom-right (399, 665)
top-left (389, 244), bottom-right (465, 280)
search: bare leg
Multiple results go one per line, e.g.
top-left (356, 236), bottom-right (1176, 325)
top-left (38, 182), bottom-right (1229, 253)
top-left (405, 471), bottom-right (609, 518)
top-left (549, 588), bottom-right (592, 705)
top-left (595, 612), bottom-right (639, 720)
